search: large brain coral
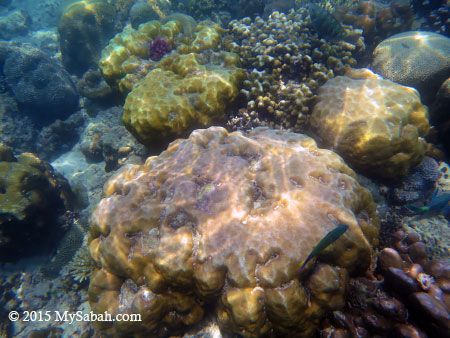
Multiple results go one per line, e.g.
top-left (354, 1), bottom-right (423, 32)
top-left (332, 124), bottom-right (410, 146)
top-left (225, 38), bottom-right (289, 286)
top-left (310, 68), bottom-right (430, 179)
top-left (88, 127), bottom-right (379, 337)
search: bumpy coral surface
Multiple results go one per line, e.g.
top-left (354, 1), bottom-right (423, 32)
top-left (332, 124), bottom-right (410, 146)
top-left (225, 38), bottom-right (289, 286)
top-left (122, 52), bottom-right (245, 146)
top-left (0, 146), bottom-right (73, 261)
top-left (224, 9), bottom-right (363, 131)
top-left (310, 68), bottom-right (430, 179)
top-left (88, 127), bottom-right (379, 337)
top-left (99, 15), bottom-right (224, 93)
top-left (335, 0), bottom-right (414, 44)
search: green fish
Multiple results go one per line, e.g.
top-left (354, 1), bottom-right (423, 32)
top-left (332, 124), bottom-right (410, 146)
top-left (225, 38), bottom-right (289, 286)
top-left (308, 4), bottom-right (347, 42)
top-left (406, 188), bottom-right (450, 215)
top-left (299, 224), bottom-right (349, 272)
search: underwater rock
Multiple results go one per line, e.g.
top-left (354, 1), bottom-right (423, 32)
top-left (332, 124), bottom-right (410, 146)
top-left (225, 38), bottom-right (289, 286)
top-left (1, 43), bottom-right (79, 124)
top-left (310, 68), bottom-right (430, 179)
top-left (371, 31), bottom-right (450, 104)
top-left (88, 126), bottom-right (379, 337)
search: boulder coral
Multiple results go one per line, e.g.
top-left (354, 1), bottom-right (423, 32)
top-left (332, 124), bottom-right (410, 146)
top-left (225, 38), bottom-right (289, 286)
top-left (122, 52), bottom-right (246, 146)
top-left (58, 0), bottom-right (116, 75)
top-left (371, 31), bottom-right (450, 104)
top-left (0, 145), bottom-right (73, 262)
top-left (88, 127), bottom-right (379, 337)
top-left (98, 15), bottom-right (224, 93)
top-left (310, 68), bottom-right (430, 179)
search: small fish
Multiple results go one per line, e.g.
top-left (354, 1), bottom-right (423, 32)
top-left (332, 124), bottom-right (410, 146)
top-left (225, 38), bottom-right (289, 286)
top-left (406, 189), bottom-right (450, 215)
top-left (299, 224), bottom-right (349, 272)
top-left (308, 4), bottom-right (347, 42)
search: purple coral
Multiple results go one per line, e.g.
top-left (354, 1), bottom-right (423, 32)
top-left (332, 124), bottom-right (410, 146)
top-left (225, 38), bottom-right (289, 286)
top-left (148, 38), bottom-right (172, 61)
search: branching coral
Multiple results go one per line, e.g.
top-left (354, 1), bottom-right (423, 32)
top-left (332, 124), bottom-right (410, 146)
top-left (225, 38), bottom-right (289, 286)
top-left (224, 9), bottom-right (363, 131)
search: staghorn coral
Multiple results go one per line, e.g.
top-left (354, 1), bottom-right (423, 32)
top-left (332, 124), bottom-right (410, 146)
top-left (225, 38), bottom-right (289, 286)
top-left (88, 126), bottom-right (379, 337)
top-left (224, 9), bottom-right (363, 131)
top-left (122, 52), bottom-right (246, 146)
top-left (98, 15), bottom-right (227, 94)
top-left (310, 68), bottom-right (430, 179)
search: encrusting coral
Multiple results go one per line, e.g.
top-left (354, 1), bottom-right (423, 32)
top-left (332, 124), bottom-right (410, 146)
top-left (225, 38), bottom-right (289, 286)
top-left (122, 52), bottom-right (246, 146)
top-left (310, 68), bottom-right (430, 179)
top-left (88, 127), bottom-right (379, 337)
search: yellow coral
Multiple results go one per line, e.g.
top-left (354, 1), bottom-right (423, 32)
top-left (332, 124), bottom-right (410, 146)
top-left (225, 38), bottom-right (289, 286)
top-left (122, 52), bottom-right (246, 146)
top-left (310, 68), bottom-right (430, 179)
top-left (88, 127), bottom-right (379, 337)
top-left (98, 15), bottom-right (225, 93)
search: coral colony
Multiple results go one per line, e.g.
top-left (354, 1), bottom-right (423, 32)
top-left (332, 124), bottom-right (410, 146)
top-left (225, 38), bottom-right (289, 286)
top-left (148, 37), bottom-right (172, 61)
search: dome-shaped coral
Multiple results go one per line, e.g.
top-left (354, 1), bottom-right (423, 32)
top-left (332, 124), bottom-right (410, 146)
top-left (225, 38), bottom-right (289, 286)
top-left (310, 68), bottom-right (430, 179)
top-left (122, 52), bottom-right (246, 146)
top-left (88, 127), bottom-right (379, 337)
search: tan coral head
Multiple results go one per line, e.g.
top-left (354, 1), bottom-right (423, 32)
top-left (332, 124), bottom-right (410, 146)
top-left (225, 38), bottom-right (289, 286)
top-left (88, 127), bottom-right (379, 337)
top-left (311, 68), bottom-right (430, 179)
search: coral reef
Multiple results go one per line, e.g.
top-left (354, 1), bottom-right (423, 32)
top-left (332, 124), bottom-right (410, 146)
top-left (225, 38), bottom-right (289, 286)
top-left (0, 42), bottom-right (79, 124)
top-left (224, 9), bottom-right (363, 131)
top-left (390, 157), bottom-right (441, 205)
top-left (371, 31), bottom-right (450, 104)
top-left (129, 1), bottom-right (160, 29)
top-left (148, 37), bottom-right (172, 61)
top-left (310, 68), bottom-right (430, 179)
top-left (79, 106), bottom-right (147, 170)
top-left (421, 2), bottom-right (450, 38)
top-left (99, 14), bottom-right (224, 94)
top-left (122, 52), bottom-right (245, 146)
top-left (58, 0), bottom-right (117, 75)
top-left (0, 270), bottom-right (94, 337)
top-left (335, 0), bottom-right (414, 45)
top-left (0, 9), bottom-right (31, 40)
top-left (88, 126), bottom-right (379, 337)
top-left (0, 145), bottom-right (73, 262)
top-left (67, 244), bottom-right (98, 283)
top-left (40, 217), bottom-right (85, 279)
top-left (320, 230), bottom-right (450, 337)
top-left (76, 69), bottom-right (114, 101)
